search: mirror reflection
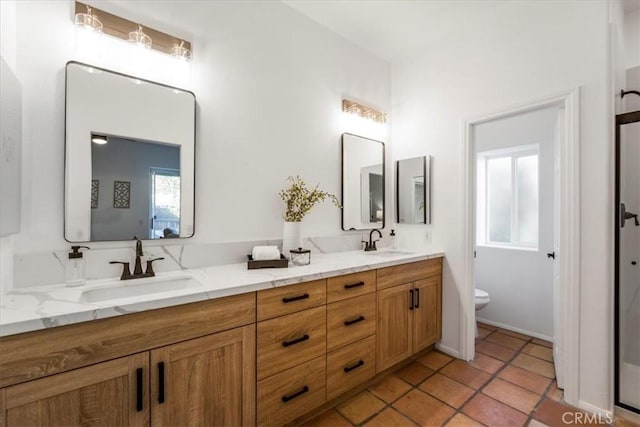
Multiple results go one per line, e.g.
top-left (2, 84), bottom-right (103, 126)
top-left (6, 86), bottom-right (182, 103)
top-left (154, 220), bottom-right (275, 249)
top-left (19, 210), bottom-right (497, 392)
top-left (90, 136), bottom-right (181, 241)
top-left (342, 133), bottom-right (385, 230)
top-left (396, 156), bottom-right (431, 224)
top-left (65, 62), bottom-right (195, 242)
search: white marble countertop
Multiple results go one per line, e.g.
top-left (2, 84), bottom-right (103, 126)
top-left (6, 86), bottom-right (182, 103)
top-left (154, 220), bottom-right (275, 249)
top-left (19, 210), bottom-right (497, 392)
top-left (0, 248), bottom-right (444, 337)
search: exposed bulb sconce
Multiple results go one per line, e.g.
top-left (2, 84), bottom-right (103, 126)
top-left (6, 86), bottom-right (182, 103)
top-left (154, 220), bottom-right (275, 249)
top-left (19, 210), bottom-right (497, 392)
top-left (91, 134), bottom-right (108, 145)
top-left (172, 40), bottom-right (192, 61)
top-left (74, 2), bottom-right (192, 60)
top-left (74, 4), bottom-right (103, 33)
top-left (342, 99), bottom-right (386, 124)
top-left (129, 25), bottom-right (152, 49)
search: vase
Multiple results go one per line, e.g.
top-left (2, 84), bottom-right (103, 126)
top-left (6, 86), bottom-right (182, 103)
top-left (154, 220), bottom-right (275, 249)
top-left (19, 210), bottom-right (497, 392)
top-left (282, 221), bottom-right (303, 259)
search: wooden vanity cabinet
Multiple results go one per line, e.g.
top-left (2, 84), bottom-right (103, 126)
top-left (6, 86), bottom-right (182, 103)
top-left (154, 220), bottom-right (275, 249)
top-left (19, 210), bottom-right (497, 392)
top-left (151, 324), bottom-right (255, 427)
top-left (376, 259), bottom-right (442, 372)
top-left (2, 353), bottom-right (149, 427)
top-left (0, 293), bottom-right (256, 427)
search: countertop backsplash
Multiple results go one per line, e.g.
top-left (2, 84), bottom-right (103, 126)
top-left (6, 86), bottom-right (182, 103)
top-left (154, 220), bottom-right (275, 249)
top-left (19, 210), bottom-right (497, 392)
top-left (11, 233), bottom-right (377, 289)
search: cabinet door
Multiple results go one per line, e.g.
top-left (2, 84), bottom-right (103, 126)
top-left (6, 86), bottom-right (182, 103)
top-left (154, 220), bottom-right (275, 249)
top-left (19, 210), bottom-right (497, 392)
top-left (151, 324), bottom-right (255, 427)
top-left (376, 283), bottom-right (412, 372)
top-left (3, 353), bottom-right (148, 426)
top-left (413, 277), bottom-right (442, 352)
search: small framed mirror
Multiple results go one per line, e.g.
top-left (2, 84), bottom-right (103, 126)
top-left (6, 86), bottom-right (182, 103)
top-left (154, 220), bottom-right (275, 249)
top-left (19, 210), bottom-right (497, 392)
top-left (396, 156), bottom-right (431, 224)
top-left (341, 133), bottom-right (385, 230)
top-left (65, 62), bottom-right (196, 242)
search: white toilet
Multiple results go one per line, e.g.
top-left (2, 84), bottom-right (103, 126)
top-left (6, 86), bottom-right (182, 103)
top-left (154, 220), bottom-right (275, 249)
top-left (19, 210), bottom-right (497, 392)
top-left (474, 288), bottom-right (490, 337)
top-left (475, 288), bottom-right (490, 311)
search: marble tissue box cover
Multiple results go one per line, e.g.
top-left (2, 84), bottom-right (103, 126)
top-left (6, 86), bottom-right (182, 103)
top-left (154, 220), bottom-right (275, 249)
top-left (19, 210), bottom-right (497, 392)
top-left (12, 234), bottom-right (368, 289)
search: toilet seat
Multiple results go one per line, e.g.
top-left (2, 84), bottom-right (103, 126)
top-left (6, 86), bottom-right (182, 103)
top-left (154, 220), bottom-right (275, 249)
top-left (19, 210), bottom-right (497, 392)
top-left (475, 288), bottom-right (490, 304)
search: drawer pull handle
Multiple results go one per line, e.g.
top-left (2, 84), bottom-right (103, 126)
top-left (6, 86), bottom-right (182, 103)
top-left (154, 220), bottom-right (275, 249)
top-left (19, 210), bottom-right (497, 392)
top-left (281, 385), bottom-right (309, 402)
top-left (282, 334), bottom-right (310, 347)
top-left (344, 360), bottom-right (365, 373)
top-left (344, 315), bottom-right (365, 326)
top-left (158, 362), bottom-right (165, 404)
top-left (344, 281), bottom-right (365, 289)
top-left (409, 289), bottom-right (414, 310)
top-left (136, 367), bottom-right (143, 412)
top-left (282, 293), bottom-right (309, 303)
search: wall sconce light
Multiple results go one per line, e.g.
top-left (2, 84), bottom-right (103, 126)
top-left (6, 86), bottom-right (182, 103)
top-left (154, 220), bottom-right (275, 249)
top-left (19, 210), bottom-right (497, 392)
top-left (74, 2), bottom-right (192, 61)
top-left (342, 99), bottom-right (386, 124)
top-left (74, 4), bottom-right (103, 33)
top-left (129, 25), bottom-right (152, 49)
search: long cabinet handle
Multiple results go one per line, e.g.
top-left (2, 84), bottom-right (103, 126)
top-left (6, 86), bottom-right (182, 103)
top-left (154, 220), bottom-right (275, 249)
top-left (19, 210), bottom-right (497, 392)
top-left (344, 315), bottom-right (365, 326)
top-left (158, 362), bottom-right (165, 404)
top-left (415, 288), bottom-right (420, 308)
top-left (409, 289), bottom-right (414, 310)
top-left (136, 368), bottom-right (143, 412)
top-left (282, 293), bottom-right (309, 303)
top-left (281, 385), bottom-right (309, 402)
top-left (344, 360), bottom-right (365, 373)
top-left (282, 334), bottom-right (310, 347)
top-left (344, 281), bottom-right (365, 289)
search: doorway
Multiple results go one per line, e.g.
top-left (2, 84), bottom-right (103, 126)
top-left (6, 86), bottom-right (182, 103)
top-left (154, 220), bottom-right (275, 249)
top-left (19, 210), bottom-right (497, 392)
top-left (461, 89), bottom-right (580, 405)
top-left (149, 167), bottom-right (181, 239)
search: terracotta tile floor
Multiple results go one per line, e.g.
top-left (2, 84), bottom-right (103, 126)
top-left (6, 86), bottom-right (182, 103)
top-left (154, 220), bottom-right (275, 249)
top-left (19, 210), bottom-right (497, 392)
top-left (304, 323), bottom-right (640, 427)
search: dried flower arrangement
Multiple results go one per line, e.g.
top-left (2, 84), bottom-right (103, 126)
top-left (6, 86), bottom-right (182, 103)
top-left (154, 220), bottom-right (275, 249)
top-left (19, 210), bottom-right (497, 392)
top-left (279, 176), bottom-right (341, 222)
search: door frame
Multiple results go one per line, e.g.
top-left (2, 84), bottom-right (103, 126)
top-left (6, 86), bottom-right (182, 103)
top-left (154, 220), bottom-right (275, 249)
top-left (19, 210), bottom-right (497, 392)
top-left (460, 88), bottom-right (581, 405)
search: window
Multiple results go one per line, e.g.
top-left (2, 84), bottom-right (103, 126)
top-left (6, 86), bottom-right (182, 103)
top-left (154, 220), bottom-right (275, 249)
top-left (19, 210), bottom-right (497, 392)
top-left (477, 146), bottom-right (539, 249)
top-left (150, 168), bottom-right (181, 239)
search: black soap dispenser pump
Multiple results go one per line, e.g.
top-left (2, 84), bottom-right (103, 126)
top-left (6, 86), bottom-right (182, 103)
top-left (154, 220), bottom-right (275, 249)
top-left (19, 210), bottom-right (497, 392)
top-left (66, 245), bottom-right (89, 287)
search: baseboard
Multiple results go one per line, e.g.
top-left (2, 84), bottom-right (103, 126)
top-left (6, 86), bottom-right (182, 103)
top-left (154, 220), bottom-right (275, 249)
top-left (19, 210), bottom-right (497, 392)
top-left (436, 343), bottom-right (462, 360)
top-left (476, 317), bottom-right (553, 342)
top-left (577, 400), bottom-right (614, 424)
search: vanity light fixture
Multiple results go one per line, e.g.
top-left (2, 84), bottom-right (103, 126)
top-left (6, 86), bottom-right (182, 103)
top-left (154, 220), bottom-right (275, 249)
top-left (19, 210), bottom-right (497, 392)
top-left (74, 4), bottom-right (103, 33)
top-left (172, 40), bottom-right (192, 62)
top-left (91, 134), bottom-right (107, 145)
top-left (74, 2), bottom-right (192, 60)
top-left (342, 99), bottom-right (386, 124)
top-left (129, 25), bottom-right (152, 49)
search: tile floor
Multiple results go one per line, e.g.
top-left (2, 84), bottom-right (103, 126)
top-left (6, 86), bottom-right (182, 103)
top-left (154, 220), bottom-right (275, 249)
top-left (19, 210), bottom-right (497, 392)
top-left (304, 323), bottom-right (639, 427)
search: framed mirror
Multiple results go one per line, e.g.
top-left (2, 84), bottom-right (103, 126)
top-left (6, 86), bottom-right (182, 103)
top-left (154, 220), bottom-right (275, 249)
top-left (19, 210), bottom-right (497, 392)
top-left (341, 133), bottom-right (385, 230)
top-left (65, 62), bottom-right (196, 242)
top-left (396, 156), bottom-right (431, 224)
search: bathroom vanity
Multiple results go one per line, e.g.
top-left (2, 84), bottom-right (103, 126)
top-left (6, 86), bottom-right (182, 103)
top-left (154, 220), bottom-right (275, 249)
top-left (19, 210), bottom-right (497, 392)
top-left (0, 251), bottom-right (443, 426)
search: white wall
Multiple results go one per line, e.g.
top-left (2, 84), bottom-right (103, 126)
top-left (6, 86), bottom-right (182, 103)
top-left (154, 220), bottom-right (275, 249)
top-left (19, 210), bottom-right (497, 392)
top-left (6, 1), bottom-right (390, 259)
top-left (391, 0), bottom-right (611, 412)
top-left (474, 107), bottom-right (558, 339)
top-left (624, 8), bottom-right (640, 69)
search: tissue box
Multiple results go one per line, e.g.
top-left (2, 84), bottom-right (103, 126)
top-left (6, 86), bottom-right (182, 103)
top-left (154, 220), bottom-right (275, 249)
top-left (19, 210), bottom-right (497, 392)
top-left (247, 254), bottom-right (289, 269)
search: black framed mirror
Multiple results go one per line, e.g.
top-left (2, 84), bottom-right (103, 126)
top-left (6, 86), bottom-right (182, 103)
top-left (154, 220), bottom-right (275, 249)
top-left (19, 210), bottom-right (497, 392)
top-left (341, 133), bottom-right (385, 231)
top-left (64, 62), bottom-right (196, 242)
top-left (396, 156), bottom-right (431, 224)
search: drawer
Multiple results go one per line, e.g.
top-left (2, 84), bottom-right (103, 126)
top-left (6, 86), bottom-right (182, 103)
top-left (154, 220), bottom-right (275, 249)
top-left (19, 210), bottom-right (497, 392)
top-left (327, 293), bottom-right (376, 351)
top-left (257, 305), bottom-right (326, 379)
top-left (377, 258), bottom-right (442, 290)
top-left (327, 270), bottom-right (376, 303)
top-left (257, 356), bottom-right (326, 427)
top-left (327, 335), bottom-right (376, 401)
top-left (257, 279), bottom-right (326, 321)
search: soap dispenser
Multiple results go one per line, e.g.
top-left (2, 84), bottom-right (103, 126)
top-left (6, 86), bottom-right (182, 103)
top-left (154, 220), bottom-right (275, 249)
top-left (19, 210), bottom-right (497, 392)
top-left (390, 229), bottom-right (397, 249)
top-left (66, 245), bottom-right (89, 287)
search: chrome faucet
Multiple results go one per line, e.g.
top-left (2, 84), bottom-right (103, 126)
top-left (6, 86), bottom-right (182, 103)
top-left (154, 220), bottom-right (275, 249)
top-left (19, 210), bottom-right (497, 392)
top-left (110, 237), bottom-right (164, 280)
top-left (363, 229), bottom-right (383, 251)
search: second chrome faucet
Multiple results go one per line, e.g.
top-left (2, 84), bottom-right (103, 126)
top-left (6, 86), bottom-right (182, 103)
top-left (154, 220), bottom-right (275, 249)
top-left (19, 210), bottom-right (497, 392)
top-left (110, 237), bottom-right (164, 280)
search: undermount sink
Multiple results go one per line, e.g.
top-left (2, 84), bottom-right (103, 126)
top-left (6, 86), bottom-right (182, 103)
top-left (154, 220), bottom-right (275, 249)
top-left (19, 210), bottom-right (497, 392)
top-left (366, 250), bottom-right (414, 257)
top-left (79, 274), bottom-right (201, 304)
